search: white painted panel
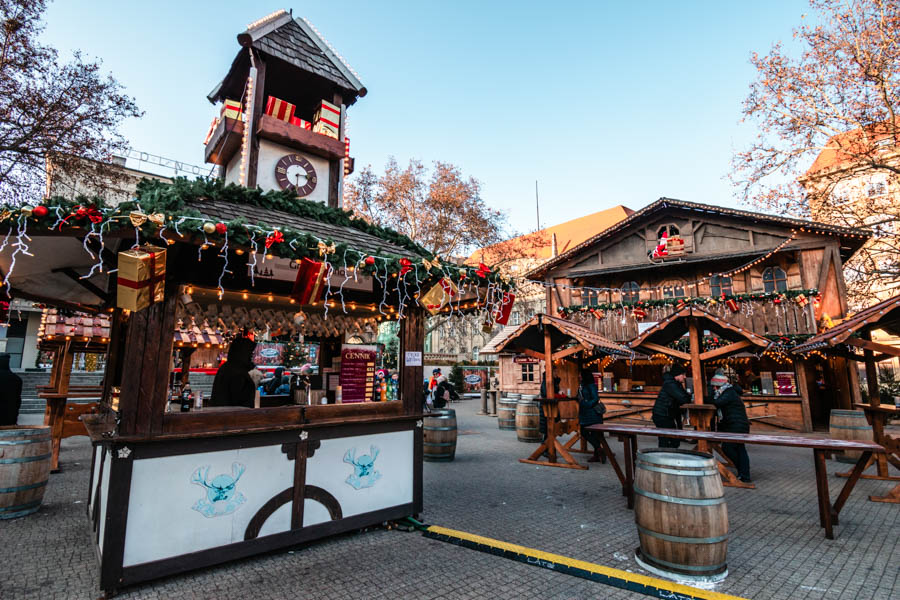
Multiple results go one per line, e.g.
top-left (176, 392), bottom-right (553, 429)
top-left (256, 139), bottom-right (330, 203)
top-left (257, 501), bottom-right (292, 538)
top-left (303, 499), bottom-right (331, 527)
top-left (305, 430), bottom-right (413, 519)
top-left (98, 448), bottom-right (111, 554)
top-left (123, 444), bottom-right (293, 567)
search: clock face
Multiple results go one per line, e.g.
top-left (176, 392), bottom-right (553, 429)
top-left (275, 154), bottom-right (317, 196)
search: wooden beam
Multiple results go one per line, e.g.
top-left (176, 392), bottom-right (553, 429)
top-left (543, 326), bottom-right (555, 462)
top-left (551, 344), bottom-right (590, 361)
top-left (519, 348), bottom-right (545, 361)
top-left (844, 337), bottom-right (900, 358)
top-left (861, 331), bottom-right (880, 405)
top-left (637, 342), bottom-right (691, 361)
top-left (688, 318), bottom-right (704, 401)
top-left (246, 57), bottom-right (266, 189)
top-left (699, 340), bottom-right (752, 362)
top-left (399, 306), bottom-right (425, 416)
top-left (53, 267), bottom-right (110, 303)
top-left (795, 360), bottom-right (813, 432)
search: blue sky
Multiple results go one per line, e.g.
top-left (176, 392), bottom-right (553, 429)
top-left (41, 0), bottom-right (811, 236)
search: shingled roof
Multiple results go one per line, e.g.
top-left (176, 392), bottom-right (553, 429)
top-left (527, 197), bottom-right (872, 280)
top-left (186, 197), bottom-right (422, 259)
top-left (208, 10), bottom-right (366, 104)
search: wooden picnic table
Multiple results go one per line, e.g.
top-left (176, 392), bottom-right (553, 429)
top-left (586, 423), bottom-right (885, 539)
top-left (684, 403), bottom-right (754, 489)
top-left (519, 397), bottom-right (587, 470)
top-left (40, 392), bottom-right (100, 472)
top-left (847, 403), bottom-right (900, 503)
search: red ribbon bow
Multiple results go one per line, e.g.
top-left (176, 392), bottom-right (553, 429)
top-left (475, 263), bottom-right (490, 278)
top-left (59, 204), bottom-right (103, 230)
top-left (399, 257), bottom-right (412, 276)
top-left (265, 231), bottom-right (284, 249)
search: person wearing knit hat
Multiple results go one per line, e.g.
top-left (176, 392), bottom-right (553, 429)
top-left (651, 363), bottom-right (692, 448)
top-left (710, 368), bottom-right (752, 482)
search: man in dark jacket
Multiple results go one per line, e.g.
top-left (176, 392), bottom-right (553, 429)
top-left (710, 369), bottom-right (751, 482)
top-left (577, 369), bottom-right (606, 463)
top-left (209, 337), bottom-right (257, 408)
top-left (652, 364), bottom-right (691, 448)
top-left (0, 354), bottom-right (23, 425)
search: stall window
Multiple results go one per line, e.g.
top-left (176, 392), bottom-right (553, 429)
top-left (762, 267), bottom-right (787, 293)
top-left (710, 275), bottom-right (733, 297)
top-left (661, 280), bottom-right (685, 299)
top-left (582, 289), bottom-right (600, 306)
top-left (621, 281), bottom-right (641, 304)
top-left (521, 363), bottom-right (535, 382)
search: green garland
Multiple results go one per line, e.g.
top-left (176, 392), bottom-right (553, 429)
top-left (1, 179), bottom-right (511, 291)
top-left (558, 289), bottom-right (818, 316)
top-left (669, 333), bottom-right (814, 353)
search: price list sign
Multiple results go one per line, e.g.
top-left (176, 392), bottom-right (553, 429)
top-left (340, 344), bottom-right (377, 403)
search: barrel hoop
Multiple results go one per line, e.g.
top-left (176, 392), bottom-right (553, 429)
top-left (830, 425), bottom-right (872, 430)
top-left (0, 429), bottom-right (49, 438)
top-left (639, 550), bottom-right (727, 573)
top-left (636, 524), bottom-right (728, 545)
top-left (0, 480), bottom-right (48, 494)
top-left (637, 452), bottom-right (714, 468)
top-left (637, 463), bottom-right (720, 477)
top-left (424, 442), bottom-right (456, 447)
top-left (0, 437), bottom-right (52, 446)
top-left (424, 426), bottom-right (457, 431)
top-left (0, 499), bottom-right (42, 514)
top-left (634, 486), bottom-right (725, 506)
top-left (830, 410), bottom-right (864, 416)
top-left (0, 453), bottom-right (52, 464)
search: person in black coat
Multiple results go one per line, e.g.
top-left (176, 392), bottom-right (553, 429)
top-left (652, 364), bottom-right (692, 448)
top-left (577, 369), bottom-right (606, 463)
top-left (710, 369), bottom-right (751, 482)
top-left (209, 337), bottom-right (257, 408)
top-left (0, 354), bottom-right (23, 425)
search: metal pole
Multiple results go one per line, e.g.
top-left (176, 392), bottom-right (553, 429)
top-left (480, 388), bottom-right (487, 415)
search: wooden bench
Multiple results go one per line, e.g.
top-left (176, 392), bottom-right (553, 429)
top-left (586, 423), bottom-right (886, 540)
top-left (39, 393), bottom-right (100, 472)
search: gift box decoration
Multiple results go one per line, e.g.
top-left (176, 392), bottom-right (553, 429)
top-left (666, 236), bottom-right (685, 255)
top-left (725, 298), bottom-right (739, 313)
top-left (420, 278), bottom-right (458, 315)
top-left (632, 307), bottom-right (647, 320)
top-left (313, 99), bottom-right (340, 139)
top-left (795, 293), bottom-right (809, 307)
top-left (221, 99), bottom-right (243, 121)
top-left (492, 292), bottom-right (516, 325)
top-left (203, 117), bottom-right (219, 145)
top-left (289, 116), bottom-right (312, 130)
top-left (291, 257), bottom-right (328, 305)
top-left (117, 244), bottom-right (166, 312)
top-left (265, 96), bottom-right (295, 122)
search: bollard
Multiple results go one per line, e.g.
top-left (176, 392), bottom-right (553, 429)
top-left (490, 391), bottom-right (498, 415)
top-left (480, 389), bottom-right (487, 414)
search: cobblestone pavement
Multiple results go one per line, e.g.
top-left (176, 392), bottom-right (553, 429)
top-left (1, 399), bottom-right (898, 599)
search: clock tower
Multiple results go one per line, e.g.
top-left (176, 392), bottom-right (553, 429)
top-left (204, 10), bottom-right (365, 208)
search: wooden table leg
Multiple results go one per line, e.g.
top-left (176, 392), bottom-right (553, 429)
top-left (624, 435), bottom-right (635, 509)
top-left (47, 398), bottom-right (66, 473)
top-left (813, 449), bottom-right (834, 539)
top-left (869, 482), bottom-right (900, 503)
top-left (598, 435), bottom-right (625, 486)
top-left (833, 451), bottom-right (871, 519)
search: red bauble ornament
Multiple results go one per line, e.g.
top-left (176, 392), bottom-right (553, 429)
top-left (215, 222), bottom-right (227, 234)
top-left (364, 256), bottom-right (375, 266)
top-left (32, 205), bottom-right (48, 218)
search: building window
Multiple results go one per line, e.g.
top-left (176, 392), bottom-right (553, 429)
top-left (472, 348), bottom-right (480, 362)
top-left (581, 289), bottom-right (600, 306)
top-left (762, 267), bottom-right (787, 293)
top-left (661, 280), bottom-right (686, 299)
top-left (521, 363), bottom-right (535, 382)
top-left (710, 275), bottom-right (733, 297)
top-left (511, 311), bottom-right (521, 326)
top-left (657, 224), bottom-right (680, 239)
top-left (621, 281), bottom-right (641, 304)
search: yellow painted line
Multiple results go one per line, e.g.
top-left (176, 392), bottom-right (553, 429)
top-left (425, 525), bottom-right (746, 600)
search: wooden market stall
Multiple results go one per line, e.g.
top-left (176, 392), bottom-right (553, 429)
top-left (793, 294), bottom-right (900, 503)
top-left (0, 11), bottom-right (514, 594)
top-left (493, 314), bottom-right (634, 469)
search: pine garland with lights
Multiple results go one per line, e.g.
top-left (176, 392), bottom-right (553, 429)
top-left (557, 289), bottom-right (819, 317)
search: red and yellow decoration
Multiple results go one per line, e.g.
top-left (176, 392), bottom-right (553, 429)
top-left (265, 96), bottom-right (295, 122)
top-left (117, 245), bottom-right (166, 312)
top-left (420, 278), bottom-right (458, 315)
top-left (291, 258), bottom-right (328, 305)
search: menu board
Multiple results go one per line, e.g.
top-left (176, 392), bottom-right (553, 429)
top-left (775, 371), bottom-right (797, 396)
top-left (339, 344), bottom-right (377, 403)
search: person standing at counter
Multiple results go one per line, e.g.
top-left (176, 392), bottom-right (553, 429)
top-left (710, 369), bottom-right (752, 483)
top-left (577, 368), bottom-right (606, 463)
top-left (209, 337), bottom-right (258, 408)
top-left (652, 364), bottom-right (691, 448)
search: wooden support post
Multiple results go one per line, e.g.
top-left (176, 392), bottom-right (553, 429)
top-left (861, 331), bottom-right (880, 405)
top-left (399, 307), bottom-right (425, 416)
top-left (796, 360), bottom-right (813, 433)
top-left (847, 358), bottom-right (863, 406)
top-left (246, 58), bottom-right (266, 189)
top-left (688, 317), bottom-right (703, 401)
top-left (543, 323), bottom-right (555, 462)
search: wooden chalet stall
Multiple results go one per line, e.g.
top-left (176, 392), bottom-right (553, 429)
top-left (527, 198), bottom-right (871, 432)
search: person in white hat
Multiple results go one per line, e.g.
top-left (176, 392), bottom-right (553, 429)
top-left (710, 368), bottom-right (752, 483)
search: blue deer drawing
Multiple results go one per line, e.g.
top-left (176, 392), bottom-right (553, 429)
top-left (343, 445), bottom-right (382, 489)
top-left (191, 462), bottom-right (247, 518)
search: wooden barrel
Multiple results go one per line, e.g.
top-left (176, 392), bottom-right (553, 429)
top-left (829, 409), bottom-right (874, 462)
top-left (515, 399), bottom-right (542, 442)
top-left (634, 448), bottom-right (728, 581)
top-left (0, 426), bottom-right (51, 520)
top-left (498, 396), bottom-right (518, 430)
top-left (423, 409), bottom-right (457, 462)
